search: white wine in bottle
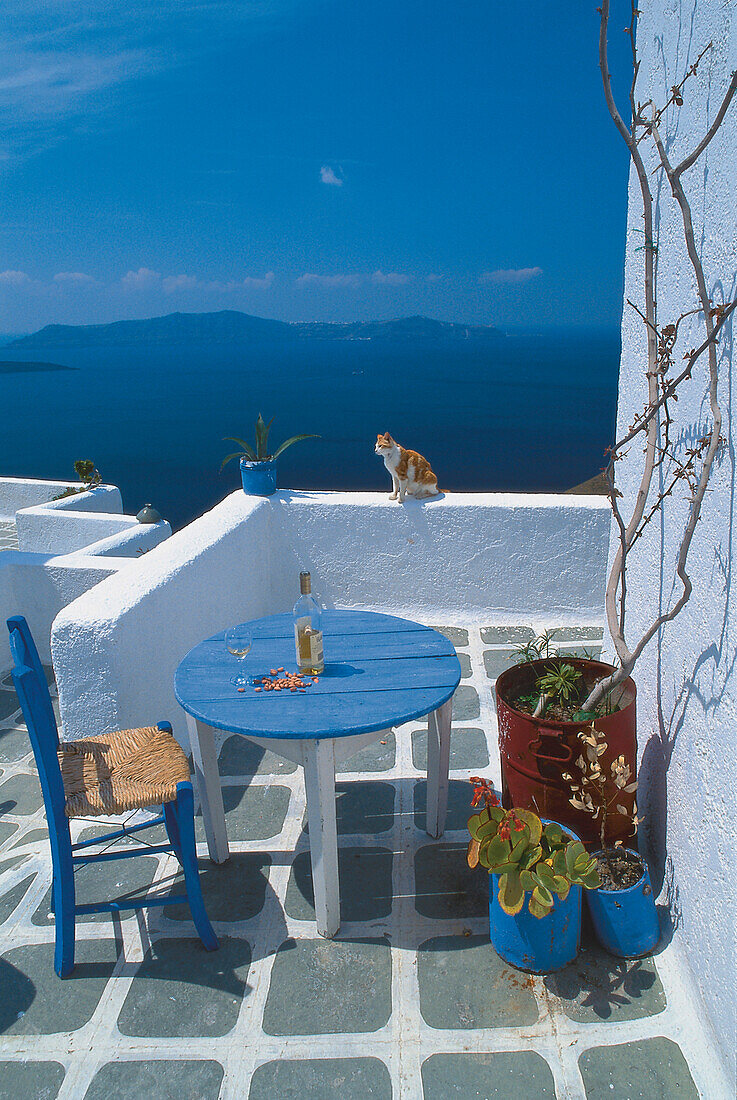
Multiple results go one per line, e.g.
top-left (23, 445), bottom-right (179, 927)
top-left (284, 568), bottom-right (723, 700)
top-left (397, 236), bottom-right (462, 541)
top-left (293, 571), bottom-right (324, 674)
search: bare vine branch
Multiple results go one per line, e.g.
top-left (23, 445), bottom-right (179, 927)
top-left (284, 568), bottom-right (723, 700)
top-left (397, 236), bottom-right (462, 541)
top-left (585, 1), bottom-right (735, 712)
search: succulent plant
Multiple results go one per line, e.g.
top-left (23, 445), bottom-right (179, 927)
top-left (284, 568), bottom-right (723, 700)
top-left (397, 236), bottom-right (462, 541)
top-left (467, 796), bottom-right (601, 919)
top-left (221, 413), bottom-right (319, 468)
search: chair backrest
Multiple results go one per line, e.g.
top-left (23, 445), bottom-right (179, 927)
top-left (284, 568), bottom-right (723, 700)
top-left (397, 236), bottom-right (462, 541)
top-left (7, 616), bottom-right (67, 824)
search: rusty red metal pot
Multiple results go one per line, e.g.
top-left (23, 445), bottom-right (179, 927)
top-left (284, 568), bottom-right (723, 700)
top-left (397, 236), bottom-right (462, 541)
top-left (495, 658), bottom-right (637, 848)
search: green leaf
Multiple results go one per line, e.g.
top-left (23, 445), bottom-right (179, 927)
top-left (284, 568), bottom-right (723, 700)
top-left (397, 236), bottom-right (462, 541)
top-left (514, 809), bottom-right (542, 845)
top-left (498, 870), bottom-right (524, 916)
top-left (520, 869), bottom-right (536, 892)
top-left (476, 818), bottom-right (500, 842)
top-left (508, 834), bottom-right (530, 865)
top-left (552, 876), bottom-right (570, 900)
top-left (254, 414), bottom-right (271, 459)
top-left (529, 886), bottom-right (553, 919)
top-left (272, 433), bottom-right (320, 459)
top-left (223, 437), bottom-right (257, 460)
top-left (519, 844), bottom-right (543, 871)
top-left (544, 822), bottom-right (563, 847)
top-left (534, 863), bottom-right (556, 890)
top-left (485, 834), bottom-right (511, 864)
top-left (487, 805), bottom-right (505, 824)
top-left (220, 451), bottom-right (249, 471)
top-left (467, 812), bottom-right (485, 839)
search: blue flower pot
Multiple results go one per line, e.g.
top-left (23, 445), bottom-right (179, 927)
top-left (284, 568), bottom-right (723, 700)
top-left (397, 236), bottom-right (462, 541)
top-left (240, 458), bottom-right (277, 497)
top-left (488, 820), bottom-right (582, 973)
top-left (586, 849), bottom-right (660, 958)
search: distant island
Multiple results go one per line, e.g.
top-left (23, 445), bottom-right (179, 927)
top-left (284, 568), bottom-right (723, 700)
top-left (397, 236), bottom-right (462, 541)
top-left (0, 361), bottom-right (78, 373)
top-left (10, 310), bottom-right (502, 349)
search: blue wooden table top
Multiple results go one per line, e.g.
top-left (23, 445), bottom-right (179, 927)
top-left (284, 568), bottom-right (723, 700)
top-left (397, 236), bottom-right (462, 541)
top-left (175, 610), bottom-right (461, 740)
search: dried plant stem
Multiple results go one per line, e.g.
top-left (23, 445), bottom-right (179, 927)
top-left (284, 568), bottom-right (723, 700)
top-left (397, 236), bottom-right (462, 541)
top-left (584, 2), bottom-right (736, 713)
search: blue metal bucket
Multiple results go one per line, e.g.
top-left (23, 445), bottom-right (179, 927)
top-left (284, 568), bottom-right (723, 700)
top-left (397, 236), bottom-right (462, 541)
top-left (586, 850), bottom-right (660, 958)
top-left (240, 458), bottom-right (277, 496)
top-left (488, 820), bottom-right (582, 973)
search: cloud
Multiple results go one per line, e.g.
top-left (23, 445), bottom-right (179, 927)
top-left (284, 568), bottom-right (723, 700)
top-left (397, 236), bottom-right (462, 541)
top-left (121, 267), bottom-right (162, 290)
top-left (320, 165), bottom-right (343, 187)
top-left (238, 271), bottom-right (275, 290)
top-left (54, 271), bottom-right (96, 284)
top-left (479, 267), bottom-right (543, 286)
top-left (371, 270), bottom-right (410, 286)
top-left (425, 273), bottom-right (445, 284)
top-left (0, 269), bottom-right (30, 285)
top-left (162, 273), bottom-right (199, 293)
top-left (296, 272), bottom-right (362, 289)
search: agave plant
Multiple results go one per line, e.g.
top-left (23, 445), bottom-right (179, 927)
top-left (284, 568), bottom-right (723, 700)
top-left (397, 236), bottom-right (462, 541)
top-left (221, 414), bottom-right (319, 469)
top-left (467, 786), bottom-right (600, 919)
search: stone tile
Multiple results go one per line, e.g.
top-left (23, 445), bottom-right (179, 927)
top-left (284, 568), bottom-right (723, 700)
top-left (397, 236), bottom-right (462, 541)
top-left (11, 826), bottom-right (49, 849)
top-left (0, 690), bottom-right (20, 722)
top-left (0, 821), bottom-right (19, 845)
top-left (303, 781), bottom-right (395, 836)
top-left (414, 842), bottom-right (488, 919)
top-left (117, 936), bottom-right (251, 1038)
top-left (33, 855), bottom-right (159, 926)
top-left (578, 1037), bottom-right (698, 1099)
top-left (412, 727), bottom-right (489, 771)
top-left (457, 652), bottom-right (472, 678)
top-left (164, 852), bottom-right (271, 923)
top-left (0, 773), bottom-right (44, 815)
top-left (0, 939), bottom-right (118, 1034)
top-left (418, 934), bottom-right (538, 1029)
top-left (419, 686), bottom-right (480, 724)
top-left (286, 847), bottom-right (393, 923)
top-left (546, 944), bottom-right (666, 1022)
top-left (337, 733), bottom-right (396, 773)
top-left (449, 684), bottom-right (479, 721)
top-left (196, 784), bottom-right (290, 843)
top-left (483, 648), bottom-right (521, 681)
top-left (83, 1059), bottom-right (224, 1100)
top-left (263, 937), bottom-right (392, 1035)
top-left (0, 724), bottom-right (30, 764)
top-left (0, 1061), bottom-right (65, 1100)
top-left (431, 626), bottom-right (469, 647)
top-left (249, 1058), bottom-right (392, 1099)
top-left (480, 625), bottom-right (535, 644)
top-left (557, 643), bottom-right (603, 660)
top-left (550, 626), bottom-right (605, 641)
top-left (218, 735), bottom-right (297, 776)
top-left (413, 779), bottom-right (473, 831)
top-left (1, 874), bottom-right (36, 925)
top-left (421, 1052), bottom-right (556, 1098)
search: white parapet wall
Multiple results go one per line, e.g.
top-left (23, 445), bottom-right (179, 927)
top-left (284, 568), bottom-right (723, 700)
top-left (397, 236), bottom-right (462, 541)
top-left (0, 477), bottom-right (171, 667)
top-left (51, 489), bottom-right (610, 748)
top-left (608, 0), bottom-right (735, 1078)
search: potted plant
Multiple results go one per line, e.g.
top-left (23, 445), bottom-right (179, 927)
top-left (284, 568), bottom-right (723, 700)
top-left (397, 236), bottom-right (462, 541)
top-left (495, 633), bottom-right (637, 847)
top-left (466, 778), bottom-right (600, 973)
top-left (563, 725), bottom-right (659, 958)
top-left (221, 414), bottom-right (319, 497)
top-left (52, 459), bottom-right (102, 500)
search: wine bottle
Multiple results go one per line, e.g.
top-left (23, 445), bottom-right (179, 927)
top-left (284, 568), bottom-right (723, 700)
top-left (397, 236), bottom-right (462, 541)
top-left (293, 571), bottom-right (324, 674)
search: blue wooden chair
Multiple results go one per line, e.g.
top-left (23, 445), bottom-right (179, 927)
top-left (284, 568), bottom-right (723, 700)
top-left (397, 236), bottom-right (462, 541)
top-left (7, 615), bottom-right (218, 977)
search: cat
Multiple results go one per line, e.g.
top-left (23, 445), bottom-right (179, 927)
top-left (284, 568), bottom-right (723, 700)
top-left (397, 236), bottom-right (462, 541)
top-left (374, 432), bottom-right (440, 502)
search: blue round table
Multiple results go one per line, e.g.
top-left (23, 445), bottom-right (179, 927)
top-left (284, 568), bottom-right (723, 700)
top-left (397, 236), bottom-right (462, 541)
top-left (175, 610), bottom-right (461, 936)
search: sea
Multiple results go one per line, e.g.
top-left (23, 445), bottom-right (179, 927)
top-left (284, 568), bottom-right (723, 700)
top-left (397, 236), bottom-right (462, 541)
top-left (1, 326), bottom-right (619, 531)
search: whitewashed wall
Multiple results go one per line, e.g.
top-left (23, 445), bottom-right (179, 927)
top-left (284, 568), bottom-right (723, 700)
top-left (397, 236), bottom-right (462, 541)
top-left (52, 490), bottom-right (610, 747)
top-left (609, 0), bottom-right (735, 1076)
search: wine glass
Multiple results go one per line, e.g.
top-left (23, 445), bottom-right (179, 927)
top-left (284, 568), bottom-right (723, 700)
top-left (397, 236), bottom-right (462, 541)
top-left (225, 624), bottom-right (253, 687)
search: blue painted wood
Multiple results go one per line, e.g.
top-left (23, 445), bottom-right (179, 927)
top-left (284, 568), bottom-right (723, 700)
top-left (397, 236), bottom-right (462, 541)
top-left (72, 814), bottom-right (167, 851)
top-left (6, 615), bottom-right (219, 975)
top-left (175, 610), bottom-right (462, 740)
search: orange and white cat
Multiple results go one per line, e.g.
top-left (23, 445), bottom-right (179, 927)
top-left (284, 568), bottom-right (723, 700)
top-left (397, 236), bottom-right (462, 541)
top-left (375, 432), bottom-right (440, 501)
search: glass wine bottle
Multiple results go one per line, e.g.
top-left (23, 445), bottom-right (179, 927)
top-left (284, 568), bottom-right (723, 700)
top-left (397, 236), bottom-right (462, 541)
top-left (293, 571), bottom-right (324, 674)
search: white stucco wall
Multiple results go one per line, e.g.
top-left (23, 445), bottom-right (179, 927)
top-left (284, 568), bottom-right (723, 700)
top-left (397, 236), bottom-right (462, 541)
top-left (610, 1), bottom-right (735, 1075)
top-left (52, 490), bottom-right (610, 747)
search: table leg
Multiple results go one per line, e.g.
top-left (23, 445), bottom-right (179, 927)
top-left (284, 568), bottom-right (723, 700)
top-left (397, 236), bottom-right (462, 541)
top-left (303, 738), bottom-right (340, 938)
top-left (426, 697), bottom-right (452, 838)
top-left (186, 714), bottom-right (229, 864)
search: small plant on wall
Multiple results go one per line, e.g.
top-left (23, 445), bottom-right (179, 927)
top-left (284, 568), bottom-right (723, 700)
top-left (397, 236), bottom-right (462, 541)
top-left (53, 460), bottom-right (102, 500)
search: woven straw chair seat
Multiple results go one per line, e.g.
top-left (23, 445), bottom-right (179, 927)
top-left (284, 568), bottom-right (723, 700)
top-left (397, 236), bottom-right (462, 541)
top-left (59, 725), bottom-right (191, 818)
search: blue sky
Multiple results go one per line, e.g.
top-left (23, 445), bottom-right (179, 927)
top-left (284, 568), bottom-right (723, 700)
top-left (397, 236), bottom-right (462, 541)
top-left (0, 1), bottom-right (633, 333)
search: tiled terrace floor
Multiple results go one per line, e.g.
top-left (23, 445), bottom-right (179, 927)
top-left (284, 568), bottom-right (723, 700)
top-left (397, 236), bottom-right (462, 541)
top-left (0, 625), bottom-right (720, 1098)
